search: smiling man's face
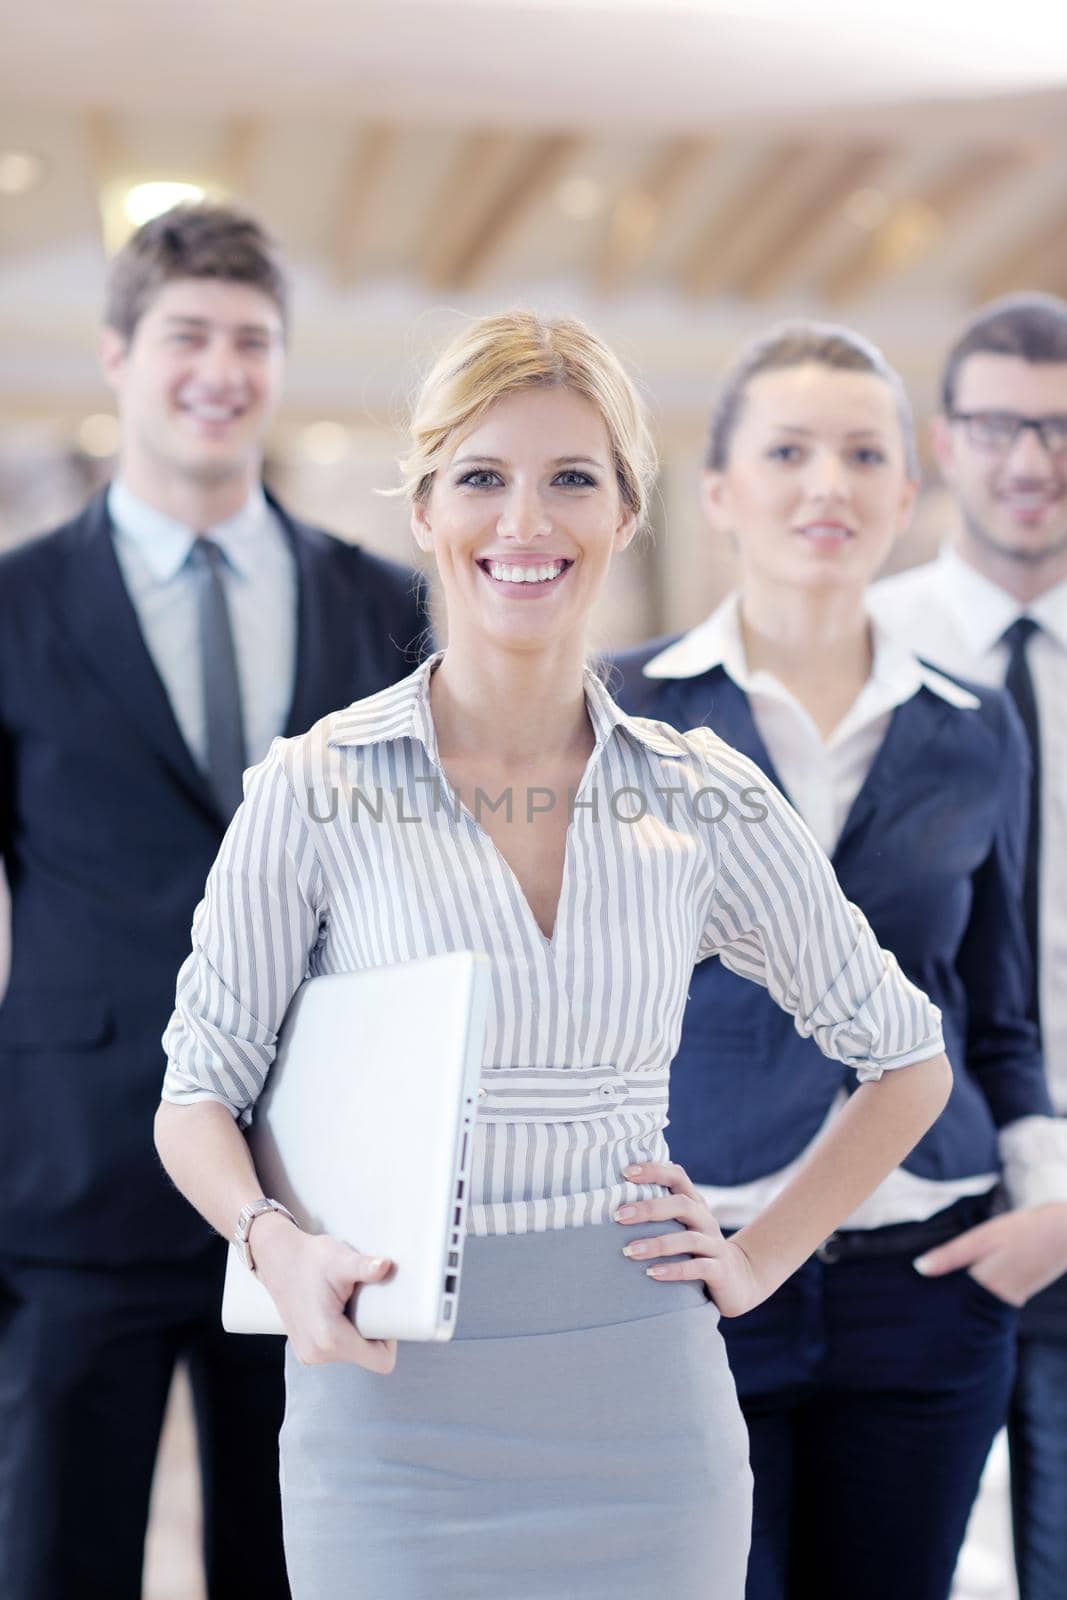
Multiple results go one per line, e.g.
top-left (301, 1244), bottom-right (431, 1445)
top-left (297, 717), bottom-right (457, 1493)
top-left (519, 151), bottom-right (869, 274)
top-left (101, 276), bottom-right (286, 493)
top-left (936, 352), bottom-right (1067, 580)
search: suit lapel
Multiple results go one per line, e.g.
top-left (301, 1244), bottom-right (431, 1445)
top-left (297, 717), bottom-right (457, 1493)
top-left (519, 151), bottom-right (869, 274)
top-left (654, 665), bottom-right (953, 865)
top-left (690, 674), bottom-right (953, 863)
top-left (833, 692), bottom-right (952, 859)
top-left (272, 498), bottom-right (355, 738)
top-left (51, 491), bottom-right (219, 818)
top-left (668, 671), bottom-right (794, 802)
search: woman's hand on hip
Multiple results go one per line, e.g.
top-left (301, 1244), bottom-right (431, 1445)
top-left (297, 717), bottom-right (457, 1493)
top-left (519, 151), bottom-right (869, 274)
top-left (249, 1211), bottom-right (398, 1372)
top-left (616, 1161), bottom-right (764, 1318)
top-left (914, 1202), bottom-right (1067, 1307)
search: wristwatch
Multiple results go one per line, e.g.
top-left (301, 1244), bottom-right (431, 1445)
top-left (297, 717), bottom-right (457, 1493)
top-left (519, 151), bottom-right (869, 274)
top-left (233, 1197), bottom-right (297, 1274)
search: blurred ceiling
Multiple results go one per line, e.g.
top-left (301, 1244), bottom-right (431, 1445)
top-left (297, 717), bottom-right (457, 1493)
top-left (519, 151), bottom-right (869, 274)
top-left (7, 1), bottom-right (1067, 123)
top-left (1, 1), bottom-right (1066, 422)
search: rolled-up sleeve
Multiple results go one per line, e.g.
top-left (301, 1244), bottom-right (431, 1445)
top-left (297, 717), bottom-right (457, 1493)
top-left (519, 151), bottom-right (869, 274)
top-left (161, 743), bottom-right (325, 1125)
top-left (698, 755), bottom-right (944, 1081)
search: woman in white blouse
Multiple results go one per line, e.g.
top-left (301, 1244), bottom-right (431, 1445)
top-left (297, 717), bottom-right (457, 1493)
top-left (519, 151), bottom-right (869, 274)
top-left (154, 311), bottom-right (951, 1599)
top-left (614, 321), bottom-right (1067, 1600)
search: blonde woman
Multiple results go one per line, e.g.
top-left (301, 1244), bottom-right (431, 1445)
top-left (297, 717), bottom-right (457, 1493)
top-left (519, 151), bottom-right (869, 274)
top-left (154, 312), bottom-right (951, 1599)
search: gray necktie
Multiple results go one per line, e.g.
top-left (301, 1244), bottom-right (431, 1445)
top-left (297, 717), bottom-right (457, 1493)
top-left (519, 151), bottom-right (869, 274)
top-left (189, 537), bottom-right (247, 817)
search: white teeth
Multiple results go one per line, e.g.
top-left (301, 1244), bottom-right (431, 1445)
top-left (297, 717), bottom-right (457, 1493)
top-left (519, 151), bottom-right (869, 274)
top-left (485, 560), bottom-right (566, 584)
top-left (188, 405), bottom-right (238, 421)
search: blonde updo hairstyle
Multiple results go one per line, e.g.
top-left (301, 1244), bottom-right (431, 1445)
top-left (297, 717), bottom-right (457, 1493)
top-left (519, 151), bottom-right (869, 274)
top-left (399, 311), bottom-right (656, 530)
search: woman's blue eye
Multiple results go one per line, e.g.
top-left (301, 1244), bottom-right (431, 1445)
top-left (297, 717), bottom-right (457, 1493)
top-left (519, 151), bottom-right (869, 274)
top-left (853, 447), bottom-right (886, 466)
top-left (767, 444), bottom-right (803, 463)
top-left (555, 470), bottom-right (596, 488)
top-left (456, 470), bottom-right (502, 488)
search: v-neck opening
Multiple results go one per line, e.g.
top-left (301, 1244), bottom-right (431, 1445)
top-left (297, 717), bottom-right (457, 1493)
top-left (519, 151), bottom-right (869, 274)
top-left (419, 659), bottom-right (615, 952)
top-left (432, 748), bottom-right (604, 952)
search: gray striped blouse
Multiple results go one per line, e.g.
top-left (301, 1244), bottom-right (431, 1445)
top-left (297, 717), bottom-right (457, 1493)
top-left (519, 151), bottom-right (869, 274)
top-left (161, 652), bottom-right (944, 1236)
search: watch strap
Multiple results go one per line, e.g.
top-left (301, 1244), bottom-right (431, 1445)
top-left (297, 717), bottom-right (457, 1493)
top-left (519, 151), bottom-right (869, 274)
top-left (233, 1197), bottom-right (297, 1273)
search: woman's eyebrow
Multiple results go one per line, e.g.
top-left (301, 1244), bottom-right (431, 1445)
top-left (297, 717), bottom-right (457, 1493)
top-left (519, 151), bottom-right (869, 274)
top-left (769, 423), bottom-right (889, 439)
top-left (449, 453), bottom-right (606, 468)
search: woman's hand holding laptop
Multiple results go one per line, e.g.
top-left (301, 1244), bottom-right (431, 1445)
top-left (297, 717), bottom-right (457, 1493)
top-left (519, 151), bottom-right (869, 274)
top-left (252, 1214), bottom-right (398, 1373)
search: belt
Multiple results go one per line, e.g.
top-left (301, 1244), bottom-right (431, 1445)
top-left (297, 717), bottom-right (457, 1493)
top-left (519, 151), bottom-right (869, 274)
top-left (813, 1191), bottom-right (998, 1265)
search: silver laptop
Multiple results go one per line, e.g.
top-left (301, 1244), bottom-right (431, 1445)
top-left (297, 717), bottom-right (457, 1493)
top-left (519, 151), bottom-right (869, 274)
top-left (221, 951), bottom-right (490, 1343)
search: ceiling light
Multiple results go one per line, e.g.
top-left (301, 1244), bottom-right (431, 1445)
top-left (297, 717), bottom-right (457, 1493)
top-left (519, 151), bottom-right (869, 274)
top-left (123, 181), bottom-right (206, 228)
top-left (880, 199), bottom-right (942, 267)
top-left (77, 413), bottom-right (121, 459)
top-left (0, 150), bottom-right (46, 196)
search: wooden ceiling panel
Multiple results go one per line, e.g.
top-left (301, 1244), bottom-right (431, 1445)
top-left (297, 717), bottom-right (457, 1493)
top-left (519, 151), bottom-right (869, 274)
top-left (420, 131), bottom-right (583, 290)
top-left (215, 116), bottom-right (267, 201)
top-left (491, 136), bottom-right (637, 285)
top-left (417, 130), bottom-right (519, 288)
top-left (596, 136), bottom-right (715, 294)
top-left (680, 143), bottom-right (813, 298)
top-left (2, 98), bottom-right (1066, 359)
top-left (331, 125), bottom-right (398, 284)
top-left (739, 145), bottom-right (889, 300)
top-left (821, 147), bottom-right (1031, 303)
top-left (975, 201), bottom-right (1067, 299)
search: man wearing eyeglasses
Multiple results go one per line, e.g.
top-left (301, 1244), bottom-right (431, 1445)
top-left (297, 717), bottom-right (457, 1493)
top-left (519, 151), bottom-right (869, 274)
top-left (872, 292), bottom-right (1067, 1600)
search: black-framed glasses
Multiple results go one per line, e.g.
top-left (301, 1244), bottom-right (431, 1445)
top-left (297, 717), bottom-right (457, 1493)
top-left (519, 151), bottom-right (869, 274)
top-left (949, 410), bottom-right (1067, 455)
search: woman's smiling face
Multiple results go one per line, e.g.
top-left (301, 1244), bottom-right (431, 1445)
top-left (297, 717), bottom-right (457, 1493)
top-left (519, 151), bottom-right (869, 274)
top-left (412, 384), bottom-right (637, 656)
top-left (704, 362), bottom-right (917, 594)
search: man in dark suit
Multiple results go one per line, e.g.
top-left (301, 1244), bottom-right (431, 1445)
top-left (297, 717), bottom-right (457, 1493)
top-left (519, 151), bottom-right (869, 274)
top-left (872, 294), bottom-right (1067, 1600)
top-left (0, 203), bottom-right (426, 1599)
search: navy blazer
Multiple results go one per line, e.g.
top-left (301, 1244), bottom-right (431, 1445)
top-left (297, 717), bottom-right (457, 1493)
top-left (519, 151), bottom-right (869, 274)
top-left (611, 639), bottom-right (1049, 1187)
top-left (0, 489), bottom-right (428, 1265)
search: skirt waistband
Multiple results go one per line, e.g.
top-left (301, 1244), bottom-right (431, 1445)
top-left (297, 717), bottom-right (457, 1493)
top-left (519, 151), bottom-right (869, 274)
top-left (452, 1218), bottom-right (709, 1340)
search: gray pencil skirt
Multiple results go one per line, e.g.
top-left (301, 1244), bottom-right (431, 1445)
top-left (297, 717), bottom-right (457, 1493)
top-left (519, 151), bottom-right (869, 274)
top-left (279, 1219), bottom-right (753, 1599)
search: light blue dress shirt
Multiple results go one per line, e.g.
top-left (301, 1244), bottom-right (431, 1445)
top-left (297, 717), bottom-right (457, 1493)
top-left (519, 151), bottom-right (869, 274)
top-left (108, 479), bottom-right (298, 772)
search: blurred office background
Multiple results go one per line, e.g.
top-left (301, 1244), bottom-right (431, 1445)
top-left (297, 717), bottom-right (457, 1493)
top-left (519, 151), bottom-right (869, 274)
top-left (3, 2), bottom-right (1067, 1594)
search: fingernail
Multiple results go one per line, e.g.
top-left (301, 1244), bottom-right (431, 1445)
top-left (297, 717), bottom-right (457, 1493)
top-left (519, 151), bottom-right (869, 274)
top-left (622, 1165), bottom-right (643, 1178)
top-left (615, 1205), bottom-right (636, 1221)
top-left (646, 1265), bottom-right (669, 1278)
top-left (368, 1257), bottom-right (387, 1272)
top-left (623, 1240), bottom-right (651, 1257)
top-left (912, 1255), bottom-right (930, 1275)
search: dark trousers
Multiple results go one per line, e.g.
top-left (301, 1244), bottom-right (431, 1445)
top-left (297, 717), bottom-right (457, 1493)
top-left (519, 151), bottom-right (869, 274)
top-left (1008, 1270), bottom-right (1067, 1600)
top-left (723, 1245), bottom-right (1017, 1600)
top-left (0, 1243), bottom-right (290, 1600)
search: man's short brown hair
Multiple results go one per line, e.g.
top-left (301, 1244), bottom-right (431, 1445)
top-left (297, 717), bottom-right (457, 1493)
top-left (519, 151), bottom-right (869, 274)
top-left (103, 202), bottom-right (289, 342)
top-left (941, 292), bottom-right (1067, 413)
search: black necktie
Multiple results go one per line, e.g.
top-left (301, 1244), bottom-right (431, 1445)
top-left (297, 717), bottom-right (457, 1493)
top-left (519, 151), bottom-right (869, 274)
top-left (190, 537), bottom-right (247, 818)
top-left (1001, 616), bottom-right (1042, 1025)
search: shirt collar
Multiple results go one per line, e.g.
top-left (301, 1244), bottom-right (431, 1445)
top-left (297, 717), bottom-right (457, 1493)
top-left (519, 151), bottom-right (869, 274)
top-left (1030, 578), bottom-right (1067, 650)
top-left (641, 591), bottom-right (748, 684)
top-left (929, 546), bottom-right (1027, 657)
top-left (328, 650), bottom-right (686, 761)
top-left (641, 590), bottom-right (978, 719)
top-left (107, 477), bottom-right (271, 582)
top-left (927, 544), bottom-right (1067, 655)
